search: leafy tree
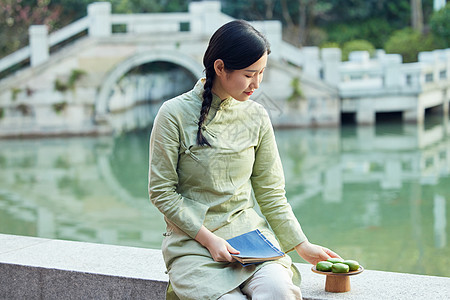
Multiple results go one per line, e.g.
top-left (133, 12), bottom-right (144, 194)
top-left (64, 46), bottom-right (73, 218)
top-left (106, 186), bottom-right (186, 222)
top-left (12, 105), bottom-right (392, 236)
top-left (322, 0), bottom-right (435, 46)
top-left (0, 0), bottom-right (444, 62)
top-left (384, 28), bottom-right (444, 63)
top-left (0, 0), bottom-right (189, 59)
top-left (50, 0), bottom-right (94, 21)
top-left (110, 0), bottom-right (188, 13)
top-left (0, 0), bottom-right (62, 58)
top-left (430, 2), bottom-right (450, 48)
top-left (48, 0), bottom-right (189, 21)
top-left (410, 0), bottom-right (424, 32)
top-left (326, 18), bottom-right (393, 48)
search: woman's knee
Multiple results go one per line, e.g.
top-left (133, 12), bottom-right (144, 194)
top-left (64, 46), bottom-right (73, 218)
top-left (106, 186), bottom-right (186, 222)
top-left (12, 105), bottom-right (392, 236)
top-left (242, 264), bottom-right (302, 299)
top-left (257, 277), bottom-right (301, 299)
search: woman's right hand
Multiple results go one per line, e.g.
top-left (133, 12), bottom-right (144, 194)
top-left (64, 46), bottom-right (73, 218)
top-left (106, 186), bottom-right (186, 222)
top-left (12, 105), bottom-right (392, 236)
top-left (195, 226), bottom-right (240, 262)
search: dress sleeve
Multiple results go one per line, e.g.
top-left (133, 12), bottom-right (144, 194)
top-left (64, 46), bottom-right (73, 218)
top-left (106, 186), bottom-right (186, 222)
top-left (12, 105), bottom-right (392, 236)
top-left (250, 108), bottom-right (308, 252)
top-left (148, 102), bottom-right (209, 239)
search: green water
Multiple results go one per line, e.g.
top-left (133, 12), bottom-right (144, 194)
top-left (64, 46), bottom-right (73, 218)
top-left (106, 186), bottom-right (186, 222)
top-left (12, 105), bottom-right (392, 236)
top-left (0, 116), bottom-right (449, 277)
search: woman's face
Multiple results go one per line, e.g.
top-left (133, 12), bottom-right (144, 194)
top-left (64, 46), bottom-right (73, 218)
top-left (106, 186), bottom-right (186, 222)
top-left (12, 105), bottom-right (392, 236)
top-left (212, 52), bottom-right (268, 102)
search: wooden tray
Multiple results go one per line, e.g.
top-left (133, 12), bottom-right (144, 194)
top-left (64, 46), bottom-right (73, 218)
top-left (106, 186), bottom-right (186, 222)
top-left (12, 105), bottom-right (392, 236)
top-left (311, 265), bottom-right (364, 293)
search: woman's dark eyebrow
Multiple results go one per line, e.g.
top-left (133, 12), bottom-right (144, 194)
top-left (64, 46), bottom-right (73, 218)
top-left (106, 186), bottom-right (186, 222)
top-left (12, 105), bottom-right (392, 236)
top-left (244, 67), bottom-right (266, 72)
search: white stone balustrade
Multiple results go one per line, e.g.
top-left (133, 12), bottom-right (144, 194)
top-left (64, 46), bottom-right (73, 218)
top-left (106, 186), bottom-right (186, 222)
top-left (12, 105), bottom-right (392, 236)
top-left (28, 25), bottom-right (49, 67)
top-left (1, 0), bottom-right (449, 99)
top-left (88, 2), bottom-right (112, 37)
top-left (302, 47), bottom-right (322, 77)
top-left (0, 0), bottom-right (449, 131)
top-left (321, 48), bottom-right (341, 86)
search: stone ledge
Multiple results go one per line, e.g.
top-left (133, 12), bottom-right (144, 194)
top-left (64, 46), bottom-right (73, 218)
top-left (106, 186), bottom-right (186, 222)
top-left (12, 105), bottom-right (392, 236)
top-left (1, 234), bottom-right (449, 299)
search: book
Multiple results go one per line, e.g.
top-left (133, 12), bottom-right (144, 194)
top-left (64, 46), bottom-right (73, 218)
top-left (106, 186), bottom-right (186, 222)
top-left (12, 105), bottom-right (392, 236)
top-left (226, 229), bottom-right (285, 266)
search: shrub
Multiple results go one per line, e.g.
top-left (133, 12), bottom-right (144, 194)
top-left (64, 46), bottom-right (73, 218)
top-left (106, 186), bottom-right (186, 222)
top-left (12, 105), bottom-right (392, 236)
top-left (430, 3), bottom-right (450, 48)
top-left (341, 40), bottom-right (375, 61)
top-left (384, 28), bottom-right (444, 63)
top-left (326, 18), bottom-right (395, 49)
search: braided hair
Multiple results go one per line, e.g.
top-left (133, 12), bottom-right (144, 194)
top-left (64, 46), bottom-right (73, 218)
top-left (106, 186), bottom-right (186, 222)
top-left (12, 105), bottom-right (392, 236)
top-left (196, 20), bottom-right (271, 146)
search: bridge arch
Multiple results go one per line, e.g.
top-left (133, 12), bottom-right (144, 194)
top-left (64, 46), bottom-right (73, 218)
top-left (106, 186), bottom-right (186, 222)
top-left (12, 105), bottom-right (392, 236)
top-left (95, 49), bottom-right (204, 118)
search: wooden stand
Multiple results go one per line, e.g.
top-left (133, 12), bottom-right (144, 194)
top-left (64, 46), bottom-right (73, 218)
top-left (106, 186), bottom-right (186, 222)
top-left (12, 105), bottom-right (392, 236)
top-left (311, 266), bottom-right (364, 293)
top-left (325, 274), bottom-right (351, 292)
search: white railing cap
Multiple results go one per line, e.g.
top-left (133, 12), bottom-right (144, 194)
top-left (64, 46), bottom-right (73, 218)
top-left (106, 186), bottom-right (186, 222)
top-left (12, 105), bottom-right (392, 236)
top-left (28, 25), bottom-right (48, 35)
top-left (189, 1), bottom-right (221, 13)
top-left (348, 51), bottom-right (370, 63)
top-left (87, 2), bottom-right (112, 14)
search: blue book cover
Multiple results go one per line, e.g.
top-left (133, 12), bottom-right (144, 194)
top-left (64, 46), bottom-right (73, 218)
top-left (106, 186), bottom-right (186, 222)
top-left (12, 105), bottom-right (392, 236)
top-left (226, 229), bottom-right (285, 266)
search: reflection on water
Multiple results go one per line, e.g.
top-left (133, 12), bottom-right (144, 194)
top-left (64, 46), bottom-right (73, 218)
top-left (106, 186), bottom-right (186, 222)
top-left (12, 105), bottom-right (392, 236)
top-left (0, 115), bottom-right (449, 277)
top-left (0, 136), bottom-right (165, 248)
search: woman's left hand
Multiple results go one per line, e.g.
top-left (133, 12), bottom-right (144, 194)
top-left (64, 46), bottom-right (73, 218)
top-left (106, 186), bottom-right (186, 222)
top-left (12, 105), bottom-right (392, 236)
top-left (295, 240), bottom-right (341, 265)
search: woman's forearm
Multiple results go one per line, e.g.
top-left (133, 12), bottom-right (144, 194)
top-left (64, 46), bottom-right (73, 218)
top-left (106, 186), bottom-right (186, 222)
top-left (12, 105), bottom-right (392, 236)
top-left (195, 225), bottom-right (215, 248)
top-left (195, 225), bottom-right (239, 262)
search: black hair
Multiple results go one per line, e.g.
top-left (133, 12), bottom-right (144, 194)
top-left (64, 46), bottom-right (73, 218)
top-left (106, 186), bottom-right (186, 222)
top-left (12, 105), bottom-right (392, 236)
top-left (197, 20), bottom-right (271, 146)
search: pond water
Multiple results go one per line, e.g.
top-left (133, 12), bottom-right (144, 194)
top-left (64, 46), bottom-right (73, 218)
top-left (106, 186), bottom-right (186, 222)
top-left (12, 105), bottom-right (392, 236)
top-left (0, 115), bottom-right (449, 277)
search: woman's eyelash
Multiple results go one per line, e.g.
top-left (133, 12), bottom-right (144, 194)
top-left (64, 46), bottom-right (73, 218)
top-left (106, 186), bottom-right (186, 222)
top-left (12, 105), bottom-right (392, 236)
top-left (246, 70), bottom-right (264, 78)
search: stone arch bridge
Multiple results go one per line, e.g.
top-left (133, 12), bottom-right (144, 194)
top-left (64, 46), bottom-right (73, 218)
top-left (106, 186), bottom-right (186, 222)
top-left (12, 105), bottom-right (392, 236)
top-left (0, 1), bottom-right (449, 137)
top-left (0, 1), bottom-right (338, 136)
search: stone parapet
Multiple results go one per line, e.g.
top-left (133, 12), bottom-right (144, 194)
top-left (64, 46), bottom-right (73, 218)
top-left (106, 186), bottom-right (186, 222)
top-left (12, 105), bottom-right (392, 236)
top-left (1, 234), bottom-right (449, 299)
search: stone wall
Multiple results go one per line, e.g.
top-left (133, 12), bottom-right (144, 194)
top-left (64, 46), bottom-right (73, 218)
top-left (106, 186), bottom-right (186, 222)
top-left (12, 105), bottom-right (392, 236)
top-left (1, 234), bottom-right (449, 299)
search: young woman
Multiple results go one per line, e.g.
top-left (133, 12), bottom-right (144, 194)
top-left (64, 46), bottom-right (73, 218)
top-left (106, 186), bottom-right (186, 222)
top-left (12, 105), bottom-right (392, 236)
top-left (148, 20), bottom-right (340, 300)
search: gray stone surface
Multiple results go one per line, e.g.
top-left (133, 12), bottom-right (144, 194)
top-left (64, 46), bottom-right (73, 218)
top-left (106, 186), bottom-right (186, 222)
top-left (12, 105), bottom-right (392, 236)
top-left (0, 234), bottom-right (167, 281)
top-left (1, 234), bottom-right (450, 299)
top-left (297, 264), bottom-right (450, 300)
top-left (0, 234), bottom-right (168, 299)
top-left (0, 263), bottom-right (167, 299)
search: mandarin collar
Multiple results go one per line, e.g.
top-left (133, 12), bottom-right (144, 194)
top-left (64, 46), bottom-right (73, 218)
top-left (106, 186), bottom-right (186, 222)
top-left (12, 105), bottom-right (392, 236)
top-left (194, 78), bottom-right (234, 110)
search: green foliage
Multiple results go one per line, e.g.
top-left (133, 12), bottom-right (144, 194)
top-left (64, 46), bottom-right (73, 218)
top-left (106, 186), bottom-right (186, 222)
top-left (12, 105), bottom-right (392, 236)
top-left (52, 101), bottom-right (68, 114)
top-left (307, 27), bottom-right (328, 47)
top-left (430, 3), bottom-right (450, 48)
top-left (341, 40), bottom-right (375, 61)
top-left (54, 69), bottom-right (86, 92)
top-left (321, 1), bottom-right (409, 27)
top-left (0, 0), bottom-right (445, 66)
top-left (0, 107), bottom-right (4, 119)
top-left (320, 42), bottom-right (340, 49)
top-left (0, 0), bottom-right (62, 58)
top-left (287, 77), bottom-right (304, 103)
top-left (384, 28), bottom-right (444, 63)
top-left (326, 18), bottom-right (394, 48)
top-left (11, 87), bottom-right (21, 102)
top-left (111, 0), bottom-right (188, 14)
top-left (54, 78), bottom-right (68, 93)
top-left (68, 69), bottom-right (86, 89)
top-left (325, 23), bottom-right (360, 46)
top-left (48, 0), bottom-right (94, 21)
top-left (0, 0), bottom-right (188, 58)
